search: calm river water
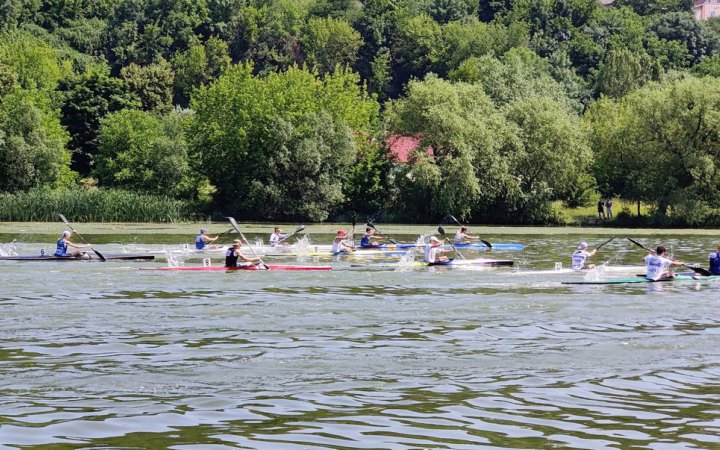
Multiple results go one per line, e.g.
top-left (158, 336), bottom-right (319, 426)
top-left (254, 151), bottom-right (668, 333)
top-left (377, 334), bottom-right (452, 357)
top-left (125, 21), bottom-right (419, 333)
top-left (1, 226), bottom-right (720, 449)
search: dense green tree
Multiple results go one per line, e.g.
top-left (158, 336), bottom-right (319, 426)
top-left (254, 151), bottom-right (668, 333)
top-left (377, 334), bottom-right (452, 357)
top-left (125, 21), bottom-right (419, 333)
top-left (587, 77), bottom-right (720, 219)
top-left (650, 12), bottom-right (711, 64)
top-left (231, 0), bottom-right (310, 74)
top-left (95, 109), bottom-right (201, 199)
top-left (0, 88), bottom-right (73, 192)
top-left (120, 59), bottom-right (175, 112)
top-left (172, 37), bottom-right (230, 105)
top-left (0, 30), bottom-right (67, 91)
top-left (107, 0), bottom-right (210, 68)
top-left (449, 48), bottom-right (576, 110)
top-left (302, 16), bottom-right (363, 74)
top-left (613, 0), bottom-right (693, 16)
top-left (189, 63), bottom-right (379, 220)
top-left (595, 48), bottom-right (659, 97)
top-left (58, 66), bottom-right (141, 174)
top-left (391, 13), bottom-right (441, 90)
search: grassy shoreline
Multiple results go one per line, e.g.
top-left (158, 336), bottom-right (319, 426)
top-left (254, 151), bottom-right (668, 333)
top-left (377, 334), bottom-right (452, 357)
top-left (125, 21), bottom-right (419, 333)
top-left (1, 221), bottom-right (718, 236)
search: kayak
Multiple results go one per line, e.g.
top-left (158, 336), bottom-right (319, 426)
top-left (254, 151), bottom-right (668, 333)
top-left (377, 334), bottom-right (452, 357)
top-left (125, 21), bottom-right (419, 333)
top-left (353, 258), bottom-right (514, 268)
top-left (141, 264), bottom-right (332, 271)
top-left (359, 243), bottom-right (524, 251)
top-left (264, 249), bottom-right (410, 257)
top-left (0, 254), bottom-right (154, 261)
top-left (562, 275), bottom-right (720, 285)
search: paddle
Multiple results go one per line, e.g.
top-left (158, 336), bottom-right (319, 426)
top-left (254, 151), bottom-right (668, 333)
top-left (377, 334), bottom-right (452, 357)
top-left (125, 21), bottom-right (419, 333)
top-left (627, 237), bottom-right (711, 276)
top-left (438, 226), bottom-right (465, 260)
top-left (227, 217), bottom-right (268, 270)
top-left (366, 222), bottom-right (398, 244)
top-left (58, 214), bottom-right (106, 261)
top-left (595, 236), bottom-right (616, 251)
top-left (276, 225), bottom-right (305, 245)
top-left (447, 214), bottom-right (493, 249)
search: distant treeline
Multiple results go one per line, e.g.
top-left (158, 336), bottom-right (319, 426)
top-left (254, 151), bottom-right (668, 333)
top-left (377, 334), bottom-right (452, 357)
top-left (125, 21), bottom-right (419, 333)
top-left (1, 0), bottom-right (720, 225)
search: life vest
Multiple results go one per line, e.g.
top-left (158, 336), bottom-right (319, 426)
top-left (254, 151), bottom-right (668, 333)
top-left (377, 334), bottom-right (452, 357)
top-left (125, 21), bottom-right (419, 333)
top-left (54, 238), bottom-right (68, 257)
top-left (225, 247), bottom-right (238, 267)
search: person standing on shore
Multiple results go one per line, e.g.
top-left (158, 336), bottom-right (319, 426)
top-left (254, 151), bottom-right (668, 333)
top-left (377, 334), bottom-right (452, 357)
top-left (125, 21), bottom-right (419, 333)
top-left (597, 200), bottom-right (605, 220)
top-left (605, 198), bottom-right (613, 219)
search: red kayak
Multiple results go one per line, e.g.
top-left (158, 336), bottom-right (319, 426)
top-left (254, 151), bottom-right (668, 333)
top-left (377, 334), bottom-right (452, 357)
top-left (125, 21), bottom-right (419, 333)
top-left (142, 264), bottom-right (331, 271)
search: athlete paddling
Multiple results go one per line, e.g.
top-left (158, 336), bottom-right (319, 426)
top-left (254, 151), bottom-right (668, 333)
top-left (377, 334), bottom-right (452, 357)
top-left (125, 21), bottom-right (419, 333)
top-left (195, 228), bottom-right (220, 250)
top-left (332, 230), bottom-right (356, 254)
top-left (454, 226), bottom-right (479, 244)
top-left (269, 226), bottom-right (289, 246)
top-left (424, 236), bottom-right (452, 263)
top-left (644, 245), bottom-right (684, 281)
top-left (360, 227), bottom-right (387, 248)
top-left (54, 230), bottom-right (91, 257)
top-left (708, 244), bottom-right (720, 275)
top-left (225, 239), bottom-right (263, 267)
top-left (571, 242), bottom-right (597, 270)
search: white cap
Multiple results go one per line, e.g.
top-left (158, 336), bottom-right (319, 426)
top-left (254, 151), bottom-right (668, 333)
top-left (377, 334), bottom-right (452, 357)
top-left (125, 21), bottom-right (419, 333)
top-left (578, 242), bottom-right (588, 249)
top-left (429, 236), bottom-right (441, 243)
top-left (62, 230), bottom-right (71, 237)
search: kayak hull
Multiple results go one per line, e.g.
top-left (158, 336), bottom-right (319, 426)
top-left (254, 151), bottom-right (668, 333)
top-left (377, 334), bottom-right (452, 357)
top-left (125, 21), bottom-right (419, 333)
top-left (562, 275), bottom-right (720, 285)
top-left (353, 258), bottom-right (514, 268)
top-left (142, 264), bottom-right (332, 271)
top-left (0, 254), bottom-right (154, 261)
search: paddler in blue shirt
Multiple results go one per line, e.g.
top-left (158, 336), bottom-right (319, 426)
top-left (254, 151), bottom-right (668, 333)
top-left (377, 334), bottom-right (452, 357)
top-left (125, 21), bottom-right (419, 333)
top-left (54, 230), bottom-right (90, 257)
top-left (709, 243), bottom-right (720, 275)
top-left (195, 228), bottom-right (220, 250)
top-left (360, 227), bottom-right (386, 248)
top-left (225, 239), bottom-right (262, 267)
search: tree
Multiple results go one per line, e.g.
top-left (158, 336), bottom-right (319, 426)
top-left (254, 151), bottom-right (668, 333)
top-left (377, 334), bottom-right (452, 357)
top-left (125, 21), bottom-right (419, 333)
top-left (0, 88), bottom-right (73, 192)
top-left (302, 16), bottom-right (363, 74)
top-left (94, 109), bottom-right (202, 199)
top-left (172, 37), bottom-right (230, 106)
top-left (587, 77), bottom-right (720, 219)
top-left (58, 65), bottom-right (141, 174)
top-left (390, 13), bottom-right (442, 91)
top-left (189, 63), bottom-right (379, 220)
top-left (595, 48), bottom-right (659, 98)
top-left (120, 59), bottom-right (175, 112)
top-left (0, 30), bottom-right (66, 91)
top-left (650, 12), bottom-right (711, 65)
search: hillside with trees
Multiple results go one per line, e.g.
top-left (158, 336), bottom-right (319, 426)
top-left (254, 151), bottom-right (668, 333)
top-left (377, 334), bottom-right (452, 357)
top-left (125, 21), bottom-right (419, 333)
top-left (1, 0), bottom-right (719, 226)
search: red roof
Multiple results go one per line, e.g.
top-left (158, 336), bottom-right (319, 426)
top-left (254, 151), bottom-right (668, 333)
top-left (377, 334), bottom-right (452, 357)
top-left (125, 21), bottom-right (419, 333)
top-left (386, 135), bottom-right (433, 163)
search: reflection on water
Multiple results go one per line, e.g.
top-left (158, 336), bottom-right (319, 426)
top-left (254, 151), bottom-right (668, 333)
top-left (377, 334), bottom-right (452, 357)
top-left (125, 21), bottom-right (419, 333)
top-left (1, 233), bottom-right (720, 448)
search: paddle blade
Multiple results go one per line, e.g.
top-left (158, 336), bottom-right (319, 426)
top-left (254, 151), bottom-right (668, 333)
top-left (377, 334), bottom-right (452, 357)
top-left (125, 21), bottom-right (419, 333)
top-left (448, 214), bottom-right (463, 226)
top-left (480, 239), bottom-right (493, 249)
top-left (58, 213), bottom-right (69, 225)
top-left (437, 226), bottom-right (446, 237)
top-left (227, 217), bottom-right (241, 234)
top-left (627, 237), bottom-right (649, 252)
top-left (686, 265), bottom-right (712, 277)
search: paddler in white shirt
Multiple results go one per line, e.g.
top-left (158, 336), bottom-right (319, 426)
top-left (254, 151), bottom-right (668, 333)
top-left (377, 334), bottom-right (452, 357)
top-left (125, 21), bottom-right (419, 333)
top-left (454, 226), bottom-right (478, 244)
top-left (644, 245), bottom-right (684, 281)
top-left (571, 241), bottom-right (597, 270)
top-left (269, 226), bottom-right (289, 246)
top-left (424, 236), bottom-right (451, 263)
top-left (332, 229), bottom-right (356, 254)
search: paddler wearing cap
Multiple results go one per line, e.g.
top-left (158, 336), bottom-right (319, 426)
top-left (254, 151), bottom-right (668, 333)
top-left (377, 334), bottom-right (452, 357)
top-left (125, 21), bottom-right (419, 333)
top-left (571, 241), bottom-right (597, 270)
top-left (195, 227), bottom-right (219, 250)
top-left (225, 239), bottom-right (263, 267)
top-left (332, 229), bottom-right (356, 254)
top-left (424, 236), bottom-right (451, 263)
top-left (54, 230), bottom-right (90, 257)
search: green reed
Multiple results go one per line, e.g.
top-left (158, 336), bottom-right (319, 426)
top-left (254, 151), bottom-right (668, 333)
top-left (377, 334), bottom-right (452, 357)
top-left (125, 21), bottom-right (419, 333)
top-left (0, 188), bottom-right (198, 222)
